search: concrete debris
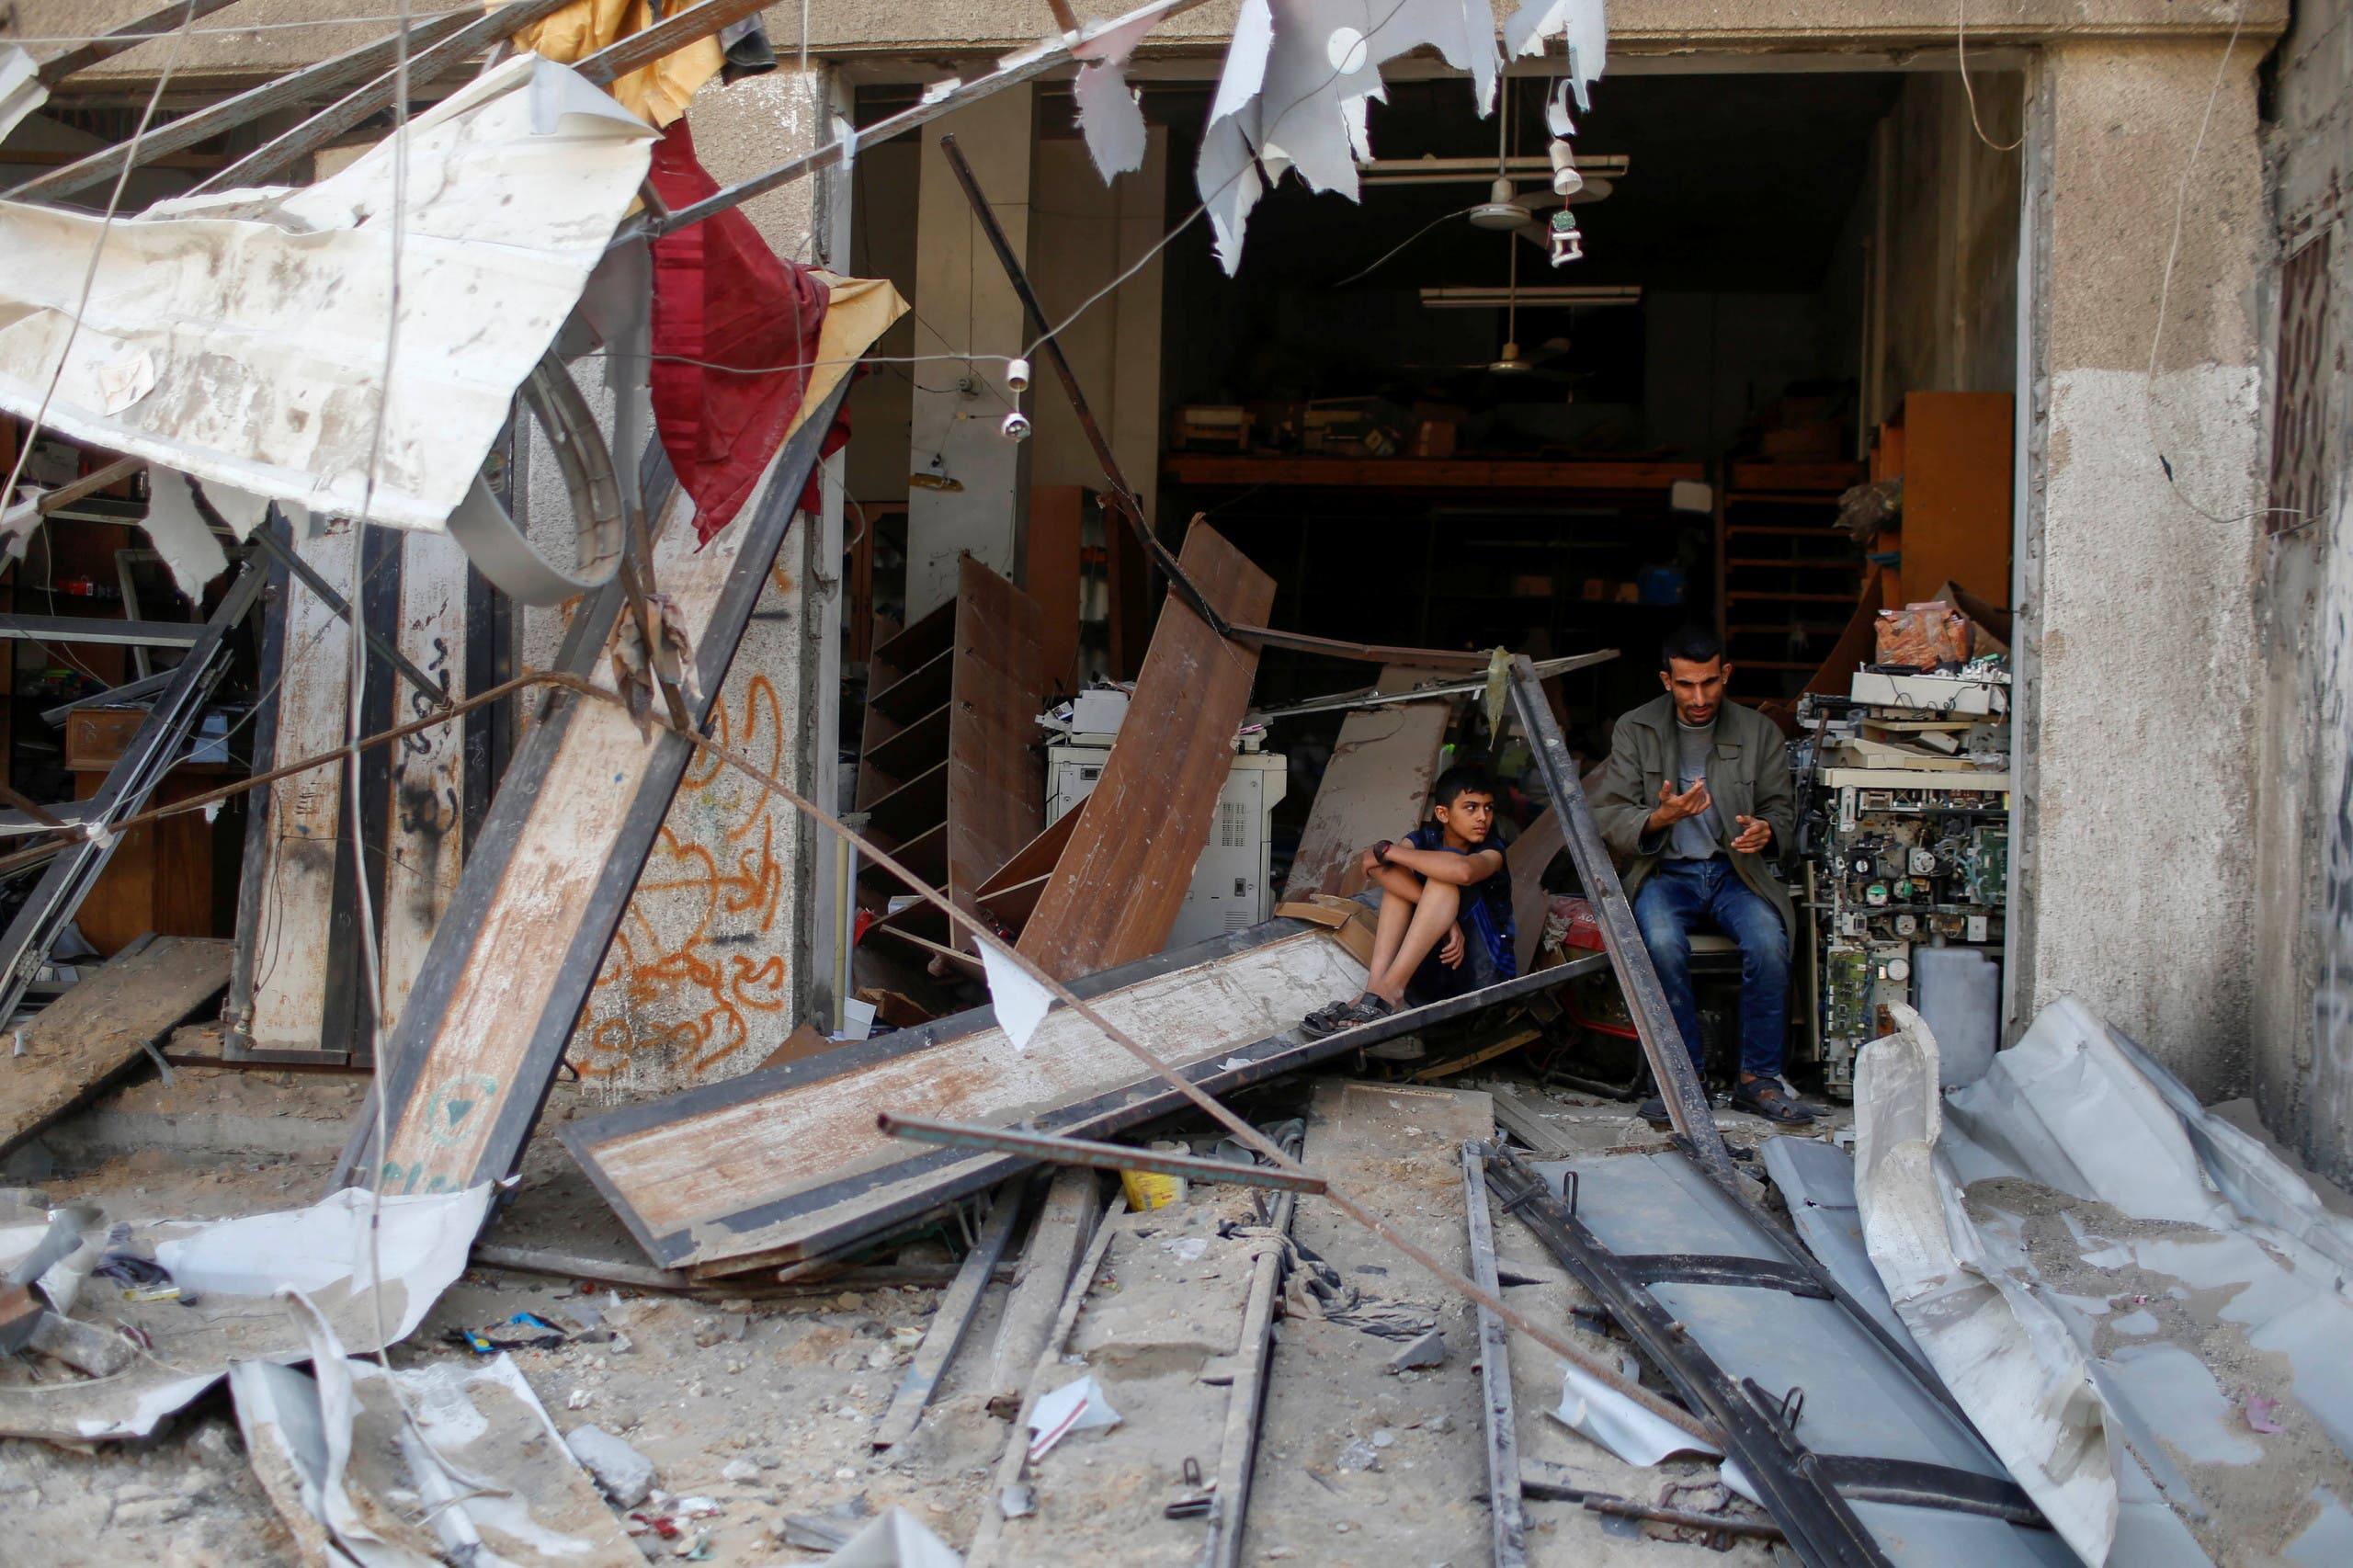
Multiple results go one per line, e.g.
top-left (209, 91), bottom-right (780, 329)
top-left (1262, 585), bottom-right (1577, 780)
top-left (566, 1423), bottom-right (659, 1509)
top-left (0, 53), bottom-right (654, 532)
top-left (1386, 1326), bottom-right (1447, 1370)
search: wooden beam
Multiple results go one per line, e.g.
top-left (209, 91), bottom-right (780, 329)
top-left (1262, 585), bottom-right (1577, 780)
top-left (0, 936), bottom-right (232, 1159)
top-left (1017, 520), bottom-right (1275, 982)
top-left (945, 559), bottom-right (1048, 949)
top-left (1162, 454), bottom-right (1708, 492)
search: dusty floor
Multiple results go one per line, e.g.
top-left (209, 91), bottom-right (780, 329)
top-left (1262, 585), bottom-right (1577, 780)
top-left (0, 1061), bottom-right (1852, 1568)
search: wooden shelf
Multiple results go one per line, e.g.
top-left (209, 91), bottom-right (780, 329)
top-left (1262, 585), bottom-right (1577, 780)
top-left (1164, 453), bottom-right (1707, 493)
top-left (871, 598), bottom-right (953, 679)
top-left (864, 701), bottom-right (949, 786)
top-left (1724, 557), bottom-right (1864, 570)
top-left (865, 759), bottom-right (948, 842)
top-left (858, 821), bottom-right (947, 891)
top-left (867, 647), bottom-right (951, 723)
top-left (1725, 590), bottom-right (1861, 604)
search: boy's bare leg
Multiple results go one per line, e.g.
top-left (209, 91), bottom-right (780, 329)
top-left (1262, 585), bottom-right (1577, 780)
top-left (1370, 880), bottom-right (1461, 1005)
top-left (1364, 865), bottom-right (1424, 981)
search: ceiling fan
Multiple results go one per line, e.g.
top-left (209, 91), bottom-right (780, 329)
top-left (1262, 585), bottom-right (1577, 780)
top-left (1404, 233), bottom-right (1586, 384)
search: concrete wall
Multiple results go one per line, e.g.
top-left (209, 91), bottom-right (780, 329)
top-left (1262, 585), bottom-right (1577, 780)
top-left (2008, 39), bottom-right (2268, 1096)
top-left (2250, 0), bottom-right (2353, 1185)
top-left (1870, 72), bottom-right (2023, 423)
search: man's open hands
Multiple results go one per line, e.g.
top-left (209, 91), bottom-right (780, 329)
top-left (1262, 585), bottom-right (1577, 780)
top-left (1646, 776), bottom-right (1711, 835)
top-left (1440, 924), bottom-right (1465, 969)
top-left (1731, 813), bottom-right (1773, 855)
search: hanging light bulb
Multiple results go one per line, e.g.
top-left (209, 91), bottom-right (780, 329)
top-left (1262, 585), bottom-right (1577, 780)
top-left (1548, 208), bottom-right (1585, 268)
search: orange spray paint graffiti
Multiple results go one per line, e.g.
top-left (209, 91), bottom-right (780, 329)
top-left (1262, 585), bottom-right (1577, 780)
top-left (572, 673), bottom-right (797, 1087)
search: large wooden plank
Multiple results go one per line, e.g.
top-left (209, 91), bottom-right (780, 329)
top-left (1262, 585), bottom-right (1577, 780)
top-left (361, 286), bottom-right (903, 1198)
top-left (946, 558), bottom-right (1047, 941)
top-left (227, 520), bottom-right (359, 1058)
top-left (1026, 484), bottom-right (1086, 697)
top-left (0, 936), bottom-right (233, 1156)
top-left (378, 529), bottom-right (471, 1036)
top-left (1017, 520), bottom-right (1275, 982)
top-left (560, 922), bottom-right (1366, 1273)
top-left (1280, 665), bottom-right (1451, 903)
top-left (1506, 805), bottom-right (1564, 975)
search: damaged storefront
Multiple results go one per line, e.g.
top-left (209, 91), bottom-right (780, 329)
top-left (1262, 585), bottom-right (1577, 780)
top-left (1, 2), bottom-right (2347, 1565)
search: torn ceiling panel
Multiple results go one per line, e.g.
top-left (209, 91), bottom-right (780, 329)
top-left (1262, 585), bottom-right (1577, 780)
top-left (1191, 0), bottom-right (1593, 273)
top-left (0, 53), bottom-right (654, 533)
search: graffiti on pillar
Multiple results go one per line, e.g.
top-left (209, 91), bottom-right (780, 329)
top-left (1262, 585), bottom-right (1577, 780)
top-left (571, 673), bottom-right (795, 1091)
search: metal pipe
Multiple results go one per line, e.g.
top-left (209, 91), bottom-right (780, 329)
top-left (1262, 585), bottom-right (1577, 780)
top-left (1504, 655), bottom-right (1733, 1179)
top-left (6, 7), bottom-right (475, 202)
top-left (191, 0), bottom-right (577, 194)
top-left (1257, 649), bottom-right (1617, 721)
top-left (34, 0), bottom-right (251, 87)
top-left (876, 1114), bottom-right (1329, 1194)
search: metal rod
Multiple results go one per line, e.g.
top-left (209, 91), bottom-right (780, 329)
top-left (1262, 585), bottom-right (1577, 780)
top-left (877, 1114), bottom-right (1329, 1194)
top-left (191, 0), bottom-right (577, 194)
top-left (938, 132), bottom-right (1233, 642)
top-left (870, 1181), bottom-right (1026, 1450)
top-left (1257, 649), bottom-right (1618, 721)
top-left (28, 457), bottom-right (142, 517)
top-left (1504, 655), bottom-right (1733, 1180)
top-left (248, 523), bottom-right (452, 713)
top-left (641, 0), bottom-right (1211, 242)
top-left (0, 614), bottom-right (203, 647)
top-left (1199, 1124), bottom-right (1302, 1568)
top-left (1583, 1498), bottom-right (1786, 1540)
top-left (34, 0), bottom-right (252, 87)
top-left (6, 7), bottom-right (476, 202)
top-left (1464, 1142), bottom-right (1529, 1568)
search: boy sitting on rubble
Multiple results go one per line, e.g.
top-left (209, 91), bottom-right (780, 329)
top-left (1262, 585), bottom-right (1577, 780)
top-left (1301, 763), bottom-right (1517, 1039)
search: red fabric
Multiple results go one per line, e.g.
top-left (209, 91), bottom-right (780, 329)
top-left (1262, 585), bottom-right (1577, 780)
top-left (648, 119), bottom-right (833, 545)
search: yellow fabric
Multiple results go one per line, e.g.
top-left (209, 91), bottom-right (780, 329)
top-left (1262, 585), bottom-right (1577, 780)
top-left (497, 0), bottom-right (723, 127)
top-left (789, 273), bottom-right (910, 439)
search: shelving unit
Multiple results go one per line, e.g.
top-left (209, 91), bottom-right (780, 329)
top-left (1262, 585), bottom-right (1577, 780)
top-left (850, 558), bottom-right (1047, 954)
top-left (1712, 458), bottom-right (1866, 699)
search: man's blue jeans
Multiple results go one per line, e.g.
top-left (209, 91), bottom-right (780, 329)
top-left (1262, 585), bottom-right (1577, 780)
top-left (1631, 858), bottom-right (1790, 1080)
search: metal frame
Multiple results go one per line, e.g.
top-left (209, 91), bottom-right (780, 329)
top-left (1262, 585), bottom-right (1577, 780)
top-left (1504, 655), bottom-right (1732, 1178)
top-left (1482, 1143), bottom-right (1891, 1568)
top-left (0, 614), bottom-right (201, 648)
top-left (1463, 1141), bottom-right (1528, 1568)
top-left (0, 554), bottom-right (265, 1020)
top-left (561, 929), bottom-right (1610, 1273)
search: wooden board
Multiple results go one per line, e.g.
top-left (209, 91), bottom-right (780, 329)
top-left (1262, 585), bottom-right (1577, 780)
top-left (1281, 666), bottom-right (1451, 903)
top-left (1164, 454), bottom-right (1705, 493)
top-left (0, 935), bottom-right (233, 1156)
top-left (560, 922), bottom-right (1367, 1274)
top-left (363, 378), bottom-right (877, 1199)
top-left (972, 798), bottom-right (1086, 935)
top-left (1017, 520), bottom-right (1276, 982)
top-left (1895, 392), bottom-right (2014, 608)
top-left (378, 528), bottom-right (470, 1035)
top-left (945, 558), bottom-right (1047, 941)
top-left (227, 519), bottom-right (358, 1057)
top-left (1026, 484), bottom-right (1086, 697)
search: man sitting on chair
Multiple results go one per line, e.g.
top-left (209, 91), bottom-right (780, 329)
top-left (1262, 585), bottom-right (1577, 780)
top-left (1300, 764), bottom-right (1516, 1039)
top-left (1591, 627), bottom-right (1817, 1126)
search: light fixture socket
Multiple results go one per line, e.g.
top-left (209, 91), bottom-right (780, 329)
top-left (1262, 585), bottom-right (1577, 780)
top-left (1000, 410), bottom-right (1033, 441)
top-left (1549, 139), bottom-right (1583, 197)
top-left (1006, 357), bottom-right (1032, 392)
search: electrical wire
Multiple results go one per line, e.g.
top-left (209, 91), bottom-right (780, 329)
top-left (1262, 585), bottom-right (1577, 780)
top-left (1955, 0), bottom-right (2023, 153)
top-left (1329, 203), bottom-right (1482, 288)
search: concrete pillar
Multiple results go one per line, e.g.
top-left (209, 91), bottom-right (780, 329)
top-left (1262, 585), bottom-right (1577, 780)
top-left (904, 86), bottom-right (1037, 619)
top-left (2250, 0), bottom-right (2353, 1186)
top-left (2009, 40), bottom-right (2267, 1095)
